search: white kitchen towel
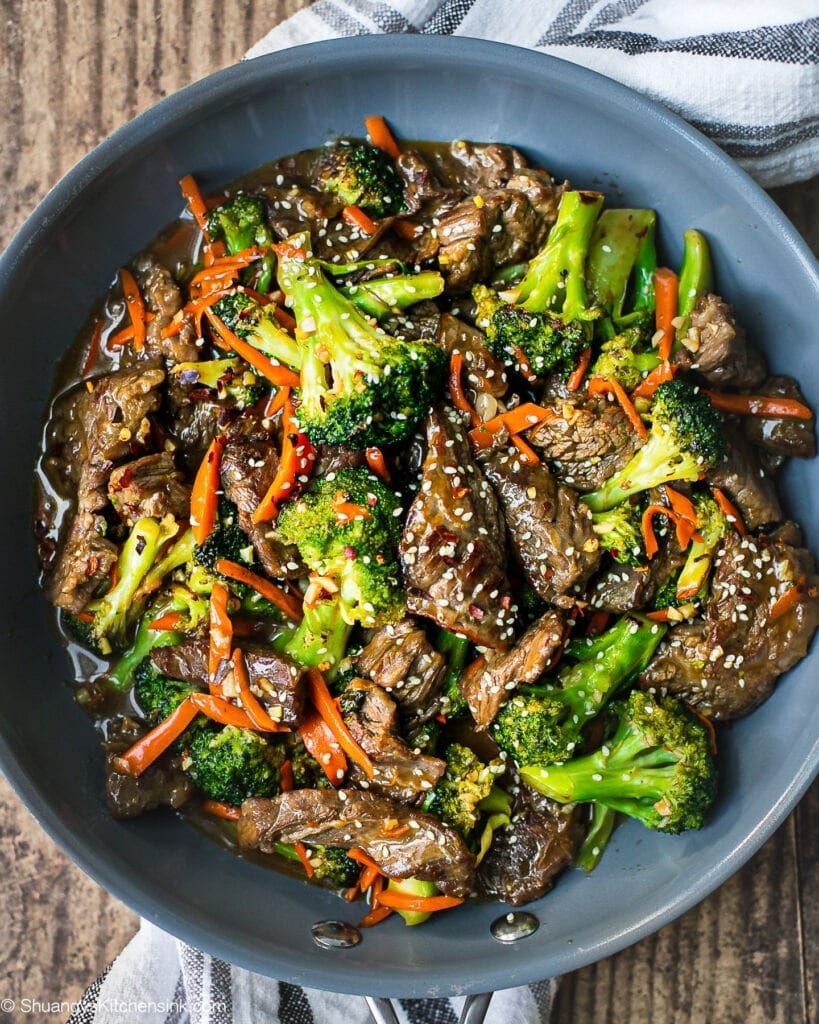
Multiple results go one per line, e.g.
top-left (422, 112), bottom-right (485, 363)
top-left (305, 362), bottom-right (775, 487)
top-left (68, 920), bottom-right (557, 1024)
top-left (246, 0), bottom-right (819, 188)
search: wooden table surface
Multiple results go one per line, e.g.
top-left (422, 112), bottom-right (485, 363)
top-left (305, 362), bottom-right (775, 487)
top-left (1, 3), bottom-right (817, 1022)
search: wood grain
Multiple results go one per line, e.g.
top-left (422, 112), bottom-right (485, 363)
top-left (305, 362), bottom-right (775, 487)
top-left (0, 3), bottom-right (816, 1023)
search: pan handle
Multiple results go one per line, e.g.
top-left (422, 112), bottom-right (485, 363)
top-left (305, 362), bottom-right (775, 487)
top-left (365, 992), bottom-right (493, 1024)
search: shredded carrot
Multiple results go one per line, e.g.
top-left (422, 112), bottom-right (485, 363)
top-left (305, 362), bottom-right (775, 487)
top-left (393, 219), bottom-right (420, 241)
top-left (511, 344), bottom-right (537, 383)
top-left (359, 904), bottom-right (394, 928)
top-left (642, 503), bottom-right (687, 561)
top-left (653, 267), bottom-right (678, 362)
top-left (469, 402), bottom-right (555, 449)
top-left (343, 886), bottom-right (359, 902)
top-left (332, 496), bottom-right (373, 525)
top-left (232, 648), bottom-right (280, 732)
top-left (294, 841), bottom-right (315, 878)
top-left (348, 848), bottom-right (383, 874)
top-left (273, 305), bottom-right (297, 331)
top-left (359, 863), bottom-right (382, 892)
top-left (280, 759), bottom-right (294, 793)
top-left (179, 174), bottom-right (211, 234)
top-left (375, 890), bottom-right (464, 913)
top-left (646, 609), bottom-right (673, 622)
top-left (298, 705), bottom-right (348, 786)
top-left (81, 321), bottom-right (103, 378)
top-left (364, 115), bottom-right (401, 160)
top-left (342, 205), bottom-right (379, 235)
top-left (264, 386), bottom-right (291, 420)
top-left (118, 268), bottom-right (147, 352)
top-left (511, 434), bottom-right (540, 464)
top-left (703, 390), bottom-right (813, 421)
top-left (201, 799), bottom-right (241, 821)
top-left (770, 574), bottom-right (807, 622)
top-left (188, 692), bottom-right (287, 732)
top-left (215, 558), bottom-right (303, 622)
top-left (449, 351), bottom-right (480, 426)
top-left (113, 699), bottom-right (200, 777)
top-left (365, 447), bottom-right (391, 482)
top-left (147, 611), bottom-right (182, 631)
top-left (434, 712), bottom-right (448, 725)
top-left (76, 610), bottom-right (94, 623)
top-left (665, 485), bottom-right (699, 548)
top-left (208, 582), bottom-right (233, 686)
top-left (711, 486), bottom-right (747, 536)
top-left (252, 400), bottom-right (317, 522)
top-left (205, 309), bottom-right (301, 387)
top-left (585, 610), bottom-right (610, 637)
top-left (587, 376), bottom-right (648, 440)
top-left (567, 346), bottom-right (592, 392)
top-left (306, 668), bottom-right (375, 779)
top-left (191, 435), bottom-right (225, 545)
top-left (631, 361), bottom-right (676, 398)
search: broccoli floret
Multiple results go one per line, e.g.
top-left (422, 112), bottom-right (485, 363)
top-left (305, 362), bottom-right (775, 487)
top-left (193, 498), bottom-right (255, 576)
top-left (492, 615), bottom-right (666, 766)
top-left (421, 743), bottom-right (503, 838)
top-left (212, 291), bottom-right (302, 371)
top-left (276, 467), bottom-right (405, 673)
top-left (305, 845), bottom-right (362, 888)
top-left (63, 612), bottom-right (105, 655)
top-left (586, 208), bottom-right (657, 325)
top-left (405, 717), bottom-right (442, 756)
top-left (317, 141), bottom-right (405, 218)
top-left (275, 238), bottom-right (446, 447)
top-left (589, 324), bottom-right (661, 391)
top-left (591, 500), bottom-right (646, 566)
top-left (521, 690), bottom-right (718, 833)
top-left (289, 742), bottom-right (333, 790)
top-left (473, 284), bottom-right (587, 378)
top-left (185, 724), bottom-right (283, 805)
top-left (432, 627), bottom-right (471, 718)
top-left (133, 657), bottom-right (199, 724)
top-left (472, 190), bottom-right (604, 379)
top-left (516, 581), bottom-right (548, 625)
top-left (675, 492), bottom-right (730, 601)
top-left (86, 516), bottom-right (180, 654)
top-left (206, 192), bottom-right (276, 292)
top-left (339, 270), bottom-right (445, 320)
top-left (171, 358), bottom-right (265, 410)
top-left (582, 380), bottom-right (726, 513)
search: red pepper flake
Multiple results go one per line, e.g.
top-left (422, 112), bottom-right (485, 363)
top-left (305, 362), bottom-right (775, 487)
top-left (469, 604), bottom-right (485, 620)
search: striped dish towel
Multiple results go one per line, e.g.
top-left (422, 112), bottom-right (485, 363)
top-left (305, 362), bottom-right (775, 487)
top-left (246, 0), bottom-right (819, 187)
top-left (70, 4), bottom-right (816, 1023)
top-left (69, 921), bottom-right (557, 1024)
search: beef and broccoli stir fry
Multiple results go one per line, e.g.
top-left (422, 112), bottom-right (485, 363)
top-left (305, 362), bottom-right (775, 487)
top-left (37, 116), bottom-right (819, 925)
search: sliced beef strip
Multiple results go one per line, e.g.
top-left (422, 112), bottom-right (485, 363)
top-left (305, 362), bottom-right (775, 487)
top-left (132, 252), bottom-right (199, 365)
top-left (342, 678), bottom-right (446, 802)
top-left (45, 363), bottom-right (165, 613)
top-left (480, 447), bottom-right (601, 606)
top-left (436, 314), bottom-right (508, 399)
top-left (433, 142), bottom-right (531, 191)
top-left (706, 421), bottom-right (782, 530)
top-left (239, 789), bottom-right (476, 897)
top-left (478, 784), bottom-right (583, 906)
top-left (527, 391), bottom-right (643, 492)
top-left (151, 639), bottom-right (305, 727)
top-left (107, 452), bottom-right (190, 521)
top-left (589, 535), bottom-right (686, 613)
top-left (105, 716), bottom-right (194, 820)
top-left (355, 618), bottom-right (447, 723)
top-left (220, 415), bottom-right (304, 578)
top-left (163, 383), bottom-right (222, 477)
top-left (400, 407), bottom-right (515, 650)
top-left (639, 524), bottom-right (819, 720)
top-left (742, 375), bottom-right (816, 466)
top-left (459, 610), bottom-right (565, 730)
top-left (312, 444), bottom-right (366, 479)
top-left (76, 363), bottom-right (166, 496)
top-left (395, 149), bottom-right (455, 214)
top-left (44, 511), bottom-right (118, 615)
top-left (672, 293), bottom-right (766, 389)
top-left (437, 186), bottom-right (555, 293)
